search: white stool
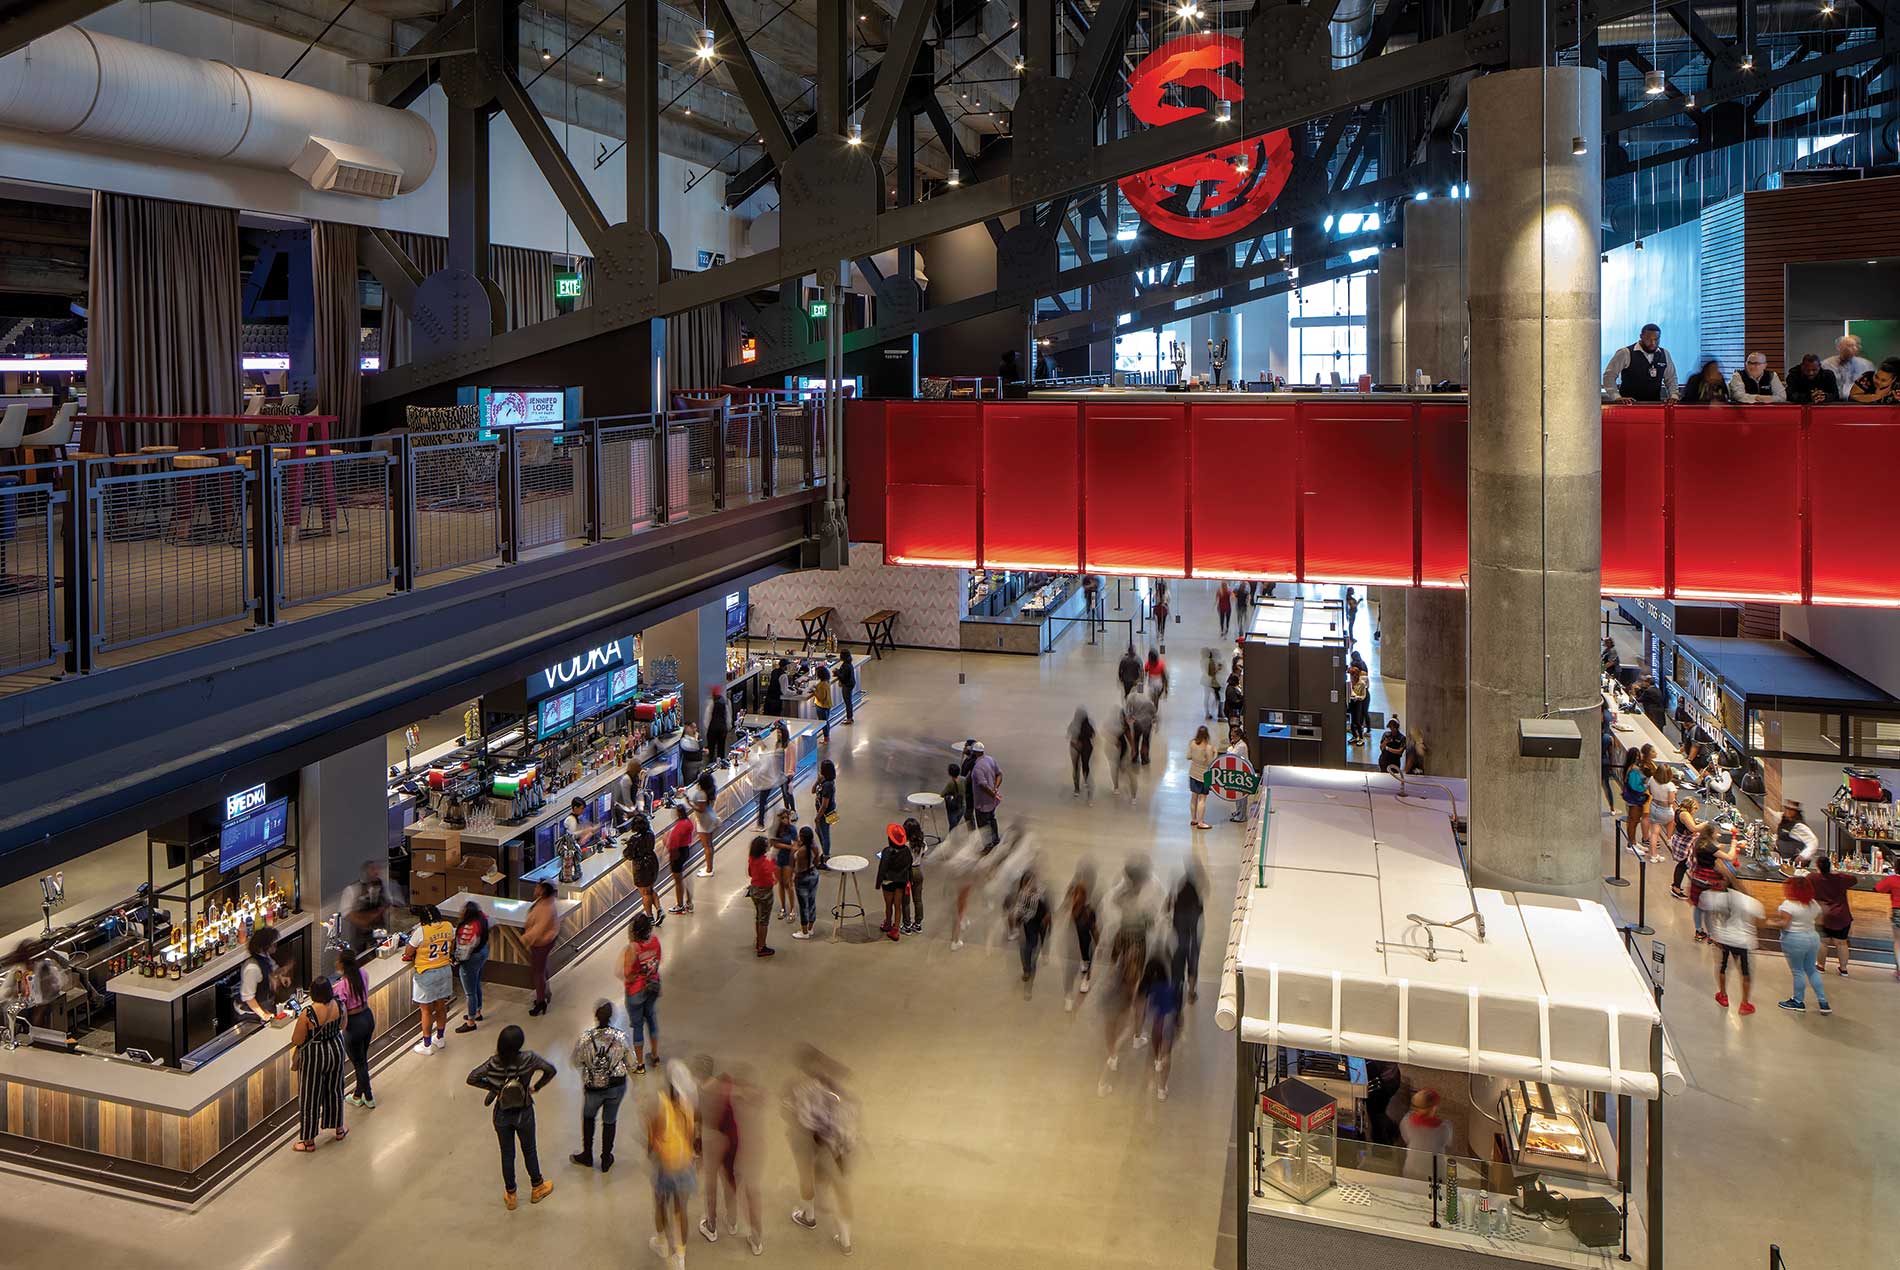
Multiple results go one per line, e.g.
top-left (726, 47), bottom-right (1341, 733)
top-left (825, 854), bottom-right (869, 942)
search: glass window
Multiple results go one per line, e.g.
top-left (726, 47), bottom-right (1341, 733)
top-left (1750, 708), bottom-right (1840, 756)
top-left (1849, 716), bottom-right (1900, 763)
top-left (1290, 271), bottom-right (1370, 386)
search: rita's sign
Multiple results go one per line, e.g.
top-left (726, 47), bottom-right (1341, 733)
top-left (1120, 33), bottom-right (1292, 241)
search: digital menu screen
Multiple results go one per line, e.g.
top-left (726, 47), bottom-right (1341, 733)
top-left (609, 664), bottom-right (639, 703)
top-left (538, 690), bottom-right (576, 737)
top-left (725, 591), bottom-right (748, 640)
top-left (572, 676), bottom-right (609, 722)
top-left (219, 797), bottom-right (289, 872)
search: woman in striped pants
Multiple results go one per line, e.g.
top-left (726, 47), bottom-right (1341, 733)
top-left (291, 977), bottom-right (349, 1151)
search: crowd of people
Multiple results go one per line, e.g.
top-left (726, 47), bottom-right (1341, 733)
top-left (1604, 327), bottom-right (1900, 406)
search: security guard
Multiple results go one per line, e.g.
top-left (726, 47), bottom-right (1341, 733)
top-left (1602, 323), bottom-right (1679, 403)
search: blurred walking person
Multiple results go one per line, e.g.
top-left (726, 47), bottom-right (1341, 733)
top-left (645, 1061), bottom-right (699, 1268)
top-left (1111, 703), bottom-right (1142, 803)
top-left (1171, 865), bottom-right (1206, 1004)
top-left (569, 1000), bottom-right (630, 1172)
top-left (970, 742), bottom-right (1004, 849)
top-left (695, 1057), bottom-right (766, 1255)
top-left (1069, 707), bottom-right (1096, 800)
top-left (1141, 949), bottom-right (1183, 1100)
top-left (786, 1046), bottom-right (858, 1257)
top-left (1012, 868), bottom-right (1053, 999)
top-left (1063, 862), bottom-right (1100, 1012)
top-left (1216, 582), bottom-right (1232, 637)
top-left (1203, 648), bottom-right (1222, 720)
top-left (1118, 645), bottom-right (1142, 698)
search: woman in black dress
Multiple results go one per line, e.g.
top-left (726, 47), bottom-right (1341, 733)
top-left (290, 977), bottom-right (348, 1152)
top-left (622, 810), bottom-right (663, 927)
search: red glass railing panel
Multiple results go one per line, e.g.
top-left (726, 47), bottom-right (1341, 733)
top-left (1187, 401), bottom-right (1299, 579)
top-left (1671, 404), bottom-right (1803, 601)
top-left (884, 400), bottom-right (981, 566)
top-left (1083, 402), bottom-right (1187, 575)
top-left (982, 402), bottom-right (1082, 570)
top-left (1298, 401), bottom-right (1415, 585)
top-left (1808, 406), bottom-right (1900, 606)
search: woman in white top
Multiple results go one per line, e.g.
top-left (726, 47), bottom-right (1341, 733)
top-left (1763, 873), bottom-right (1831, 1014)
top-left (1644, 766), bottom-right (1678, 857)
top-left (1185, 726), bottom-right (1218, 831)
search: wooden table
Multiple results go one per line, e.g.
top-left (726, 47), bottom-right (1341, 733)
top-left (863, 608), bottom-right (900, 658)
top-left (796, 605), bottom-right (836, 650)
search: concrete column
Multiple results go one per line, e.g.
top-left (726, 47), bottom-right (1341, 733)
top-left (1377, 245), bottom-right (1407, 385)
top-left (1372, 586), bottom-right (1407, 679)
top-left (1403, 198), bottom-right (1468, 386)
top-left (1466, 66), bottom-right (1603, 890)
top-left (1404, 588), bottom-right (1465, 777)
top-left (299, 736), bottom-right (390, 910)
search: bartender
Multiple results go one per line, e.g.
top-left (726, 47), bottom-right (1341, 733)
top-left (613, 756), bottom-right (648, 823)
top-left (340, 861), bottom-right (401, 956)
top-left (762, 658), bottom-right (791, 715)
top-left (1776, 801), bottom-right (1820, 864)
top-left (1684, 739), bottom-right (1712, 776)
top-left (678, 721), bottom-right (704, 783)
top-left (1602, 323), bottom-right (1678, 403)
top-left (1634, 675), bottom-right (1667, 730)
top-left (561, 796), bottom-right (599, 848)
top-left (238, 926), bottom-right (286, 1022)
top-left (706, 683), bottom-right (731, 768)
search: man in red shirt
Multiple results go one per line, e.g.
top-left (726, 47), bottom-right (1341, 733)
top-left (665, 813), bottom-right (696, 915)
top-left (1876, 872), bottom-right (1900, 981)
top-left (746, 836), bottom-right (778, 958)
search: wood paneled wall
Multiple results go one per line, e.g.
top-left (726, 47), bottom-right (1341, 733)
top-left (1698, 194), bottom-right (1746, 371)
top-left (1740, 176), bottom-right (1900, 370)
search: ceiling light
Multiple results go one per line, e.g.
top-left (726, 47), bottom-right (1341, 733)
top-left (684, 107), bottom-right (692, 115)
top-left (1741, 52), bottom-right (1755, 70)
top-left (696, 28), bottom-right (716, 61)
top-left (847, 121), bottom-right (862, 145)
top-left (1176, 1), bottom-right (1200, 17)
top-left (540, 47), bottom-right (552, 62)
top-left (1234, 155), bottom-right (1249, 174)
top-left (1635, 238), bottom-right (1645, 251)
top-left (1414, 190), bottom-right (1428, 201)
top-left (596, 71), bottom-right (605, 84)
top-left (1644, 68), bottom-right (1666, 96)
top-left (947, 172), bottom-right (960, 187)
top-left (1822, 0), bottom-right (1835, 13)
top-left (1215, 98), bottom-right (1232, 123)
top-left (1572, 135), bottom-right (1587, 155)
top-left (1015, 59), bottom-right (1025, 71)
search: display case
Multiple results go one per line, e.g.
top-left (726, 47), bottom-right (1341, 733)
top-left (1260, 1077), bottom-right (1338, 1204)
top-left (1499, 1082), bottom-right (1604, 1179)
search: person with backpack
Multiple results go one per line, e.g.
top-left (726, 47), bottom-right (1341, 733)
top-left (786, 1044), bottom-right (858, 1257)
top-left (645, 1061), bottom-right (700, 1269)
top-left (465, 1024), bottom-right (557, 1209)
top-left (1203, 649), bottom-right (1223, 720)
top-left (620, 914), bottom-right (664, 1073)
top-left (622, 809), bottom-right (664, 929)
top-left (570, 1000), bottom-right (631, 1172)
top-left (452, 900), bottom-right (491, 1033)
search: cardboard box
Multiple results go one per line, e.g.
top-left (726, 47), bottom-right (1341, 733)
top-left (411, 829), bottom-right (462, 872)
top-left (447, 868), bottom-right (497, 896)
top-left (410, 870), bottom-right (449, 907)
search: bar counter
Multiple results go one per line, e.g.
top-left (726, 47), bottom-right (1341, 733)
top-left (0, 923), bottom-right (421, 1200)
top-left (1025, 387), bottom-right (1468, 403)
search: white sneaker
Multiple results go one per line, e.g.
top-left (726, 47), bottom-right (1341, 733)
top-left (792, 1208), bottom-right (818, 1230)
top-left (1097, 1074), bottom-right (1113, 1097)
top-left (835, 1233), bottom-right (853, 1256)
top-left (1156, 1084), bottom-right (1170, 1101)
top-left (649, 1235), bottom-right (671, 1260)
top-left (411, 1040), bottom-right (432, 1055)
top-left (950, 939), bottom-right (964, 951)
top-left (697, 867), bottom-right (714, 877)
top-left (1132, 1033), bottom-right (1149, 1050)
top-left (1154, 1057), bottom-right (1166, 1073)
top-left (792, 930), bottom-right (809, 940)
top-left (1078, 972), bottom-right (1091, 994)
top-left (1106, 1053), bottom-right (1119, 1072)
top-left (1064, 995), bottom-right (1076, 1013)
top-left (700, 1218), bottom-right (719, 1243)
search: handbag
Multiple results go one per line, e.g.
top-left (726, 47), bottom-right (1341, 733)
top-left (825, 810), bottom-right (840, 825)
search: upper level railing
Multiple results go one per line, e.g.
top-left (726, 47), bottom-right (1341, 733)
top-left (853, 395), bottom-right (1900, 606)
top-left (0, 398), bottom-right (828, 691)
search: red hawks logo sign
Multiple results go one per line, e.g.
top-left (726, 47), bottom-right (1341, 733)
top-left (1119, 33), bottom-right (1292, 241)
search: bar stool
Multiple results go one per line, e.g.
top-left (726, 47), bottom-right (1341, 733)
top-left (105, 446), bottom-right (179, 540)
top-left (168, 453), bottom-right (222, 542)
top-left (824, 854), bottom-right (869, 942)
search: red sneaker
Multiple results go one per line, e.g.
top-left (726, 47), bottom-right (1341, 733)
top-left (1715, 991), bottom-right (1730, 1007)
top-left (886, 927), bottom-right (900, 942)
top-left (1738, 1001), bottom-right (1756, 1016)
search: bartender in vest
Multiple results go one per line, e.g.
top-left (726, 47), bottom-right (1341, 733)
top-left (238, 926), bottom-right (287, 1022)
top-left (341, 860), bottom-right (401, 956)
top-left (1602, 323), bottom-right (1679, 403)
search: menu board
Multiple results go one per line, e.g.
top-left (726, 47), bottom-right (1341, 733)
top-left (538, 690), bottom-right (576, 737)
top-left (609, 664), bottom-right (639, 703)
top-left (219, 797), bottom-right (289, 871)
top-left (573, 676), bottom-right (610, 722)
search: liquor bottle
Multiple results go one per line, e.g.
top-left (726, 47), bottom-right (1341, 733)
top-left (1444, 1160), bottom-right (1460, 1225)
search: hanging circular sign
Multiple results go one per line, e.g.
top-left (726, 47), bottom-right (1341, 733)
top-left (1209, 750), bottom-right (1260, 801)
top-left (1119, 33), bottom-right (1292, 241)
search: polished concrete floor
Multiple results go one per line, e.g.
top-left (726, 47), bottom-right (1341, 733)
top-left (3, 585), bottom-right (1884, 1270)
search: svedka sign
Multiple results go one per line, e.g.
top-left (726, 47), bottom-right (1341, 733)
top-left (225, 783), bottom-right (268, 821)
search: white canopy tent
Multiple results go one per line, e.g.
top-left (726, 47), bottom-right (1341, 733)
top-left (1216, 768), bottom-right (1675, 1101)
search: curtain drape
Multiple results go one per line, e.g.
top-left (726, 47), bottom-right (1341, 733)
top-left (665, 269), bottom-right (724, 399)
top-left (382, 232), bottom-right (448, 369)
top-left (88, 192), bottom-right (241, 436)
top-left (310, 222), bottom-right (361, 436)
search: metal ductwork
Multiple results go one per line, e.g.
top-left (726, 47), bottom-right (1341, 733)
top-left (1598, 2), bottom-right (1873, 43)
top-left (0, 27), bottom-right (436, 197)
top-left (1332, 0), bottom-right (1378, 68)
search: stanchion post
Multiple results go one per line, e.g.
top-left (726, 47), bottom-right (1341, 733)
top-left (1605, 819), bottom-right (1631, 888)
top-left (1630, 849), bottom-right (1655, 936)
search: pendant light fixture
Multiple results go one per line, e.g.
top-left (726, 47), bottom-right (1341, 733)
top-left (1644, 68), bottom-right (1666, 96)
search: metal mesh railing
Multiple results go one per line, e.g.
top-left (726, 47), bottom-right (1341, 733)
top-left (516, 428), bottom-right (589, 551)
top-left (668, 410), bottom-right (720, 519)
top-left (727, 406), bottom-right (766, 504)
top-left (599, 421), bottom-right (658, 537)
top-left (775, 402), bottom-right (816, 492)
top-left (275, 443), bottom-right (394, 611)
top-left (411, 430), bottom-right (501, 576)
top-left (0, 464), bottom-right (66, 677)
top-left (90, 450), bottom-right (253, 652)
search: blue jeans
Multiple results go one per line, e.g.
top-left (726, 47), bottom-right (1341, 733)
top-left (459, 948), bottom-right (488, 1017)
top-left (494, 1107), bottom-right (542, 1193)
top-left (1781, 930), bottom-right (1827, 1006)
top-left (796, 870), bottom-right (821, 926)
top-left (815, 818), bottom-right (832, 857)
top-left (625, 987), bottom-right (660, 1048)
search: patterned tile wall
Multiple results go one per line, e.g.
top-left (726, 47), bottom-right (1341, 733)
top-left (749, 543), bottom-right (967, 649)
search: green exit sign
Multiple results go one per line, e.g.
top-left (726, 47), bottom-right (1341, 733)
top-left (809, 300), bottom-right (830, 318)
top-left (554, 272), bottom-right (583, 300)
